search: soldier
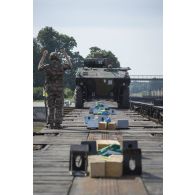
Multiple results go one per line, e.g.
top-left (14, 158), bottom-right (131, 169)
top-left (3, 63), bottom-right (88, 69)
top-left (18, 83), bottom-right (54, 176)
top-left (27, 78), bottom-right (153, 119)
top-left (38, 49), bottom-right (72, 129)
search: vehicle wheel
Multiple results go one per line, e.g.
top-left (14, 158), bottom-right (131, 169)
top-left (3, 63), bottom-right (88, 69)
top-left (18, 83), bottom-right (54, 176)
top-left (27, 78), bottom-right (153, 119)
top-left (118, 87), bottom-right (130, 109)
top-left (75, 86), bottom-right (83, 108)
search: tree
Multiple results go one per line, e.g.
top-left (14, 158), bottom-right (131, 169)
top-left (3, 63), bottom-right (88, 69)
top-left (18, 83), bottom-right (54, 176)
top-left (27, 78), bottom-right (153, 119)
top-left (37, 26), bottom-right (77, 53)
top-left (86, 47), bottom-right (120, 68)
top-left (33, 38), bottom-right (44, 87)
top-left (64, 51), bottom-right (84, 89)
top-left (33, 26), bottom-right (83, 89)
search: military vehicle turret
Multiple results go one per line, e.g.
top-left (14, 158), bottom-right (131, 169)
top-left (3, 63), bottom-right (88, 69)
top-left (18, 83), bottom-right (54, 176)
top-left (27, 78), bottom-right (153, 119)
top-left (74, 58), bottom-right (131, 108)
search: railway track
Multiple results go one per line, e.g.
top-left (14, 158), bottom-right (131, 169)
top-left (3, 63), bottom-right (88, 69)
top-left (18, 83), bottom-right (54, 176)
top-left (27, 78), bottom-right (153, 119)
top-left (33, 101), bottom-right (163, 195)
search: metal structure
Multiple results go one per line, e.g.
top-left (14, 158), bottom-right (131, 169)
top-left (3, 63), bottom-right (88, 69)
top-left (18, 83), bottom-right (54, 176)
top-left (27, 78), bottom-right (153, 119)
top-left (81, 141), bottom-right (97, 155)
top-left (130, 101), bottom-right (163, 123)
top-left (129, 75), bottom-right (163, 100)
top-left (123, 148), bottom-right (142, 175)
top-left (69, 144), bottom-right (89, 176)
top-left (130, 96), bottom-right (163, 106)
top-left (130, 75), bottom-right (163, 81)
top-left (123, 140), bottom-right (138, 150)
top-left (75, 58), bottom-right (131, 109)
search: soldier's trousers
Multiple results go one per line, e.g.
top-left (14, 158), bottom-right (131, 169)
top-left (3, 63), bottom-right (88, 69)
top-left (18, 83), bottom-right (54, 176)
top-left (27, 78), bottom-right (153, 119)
top-left (47, 90), bottom-right (64, 125)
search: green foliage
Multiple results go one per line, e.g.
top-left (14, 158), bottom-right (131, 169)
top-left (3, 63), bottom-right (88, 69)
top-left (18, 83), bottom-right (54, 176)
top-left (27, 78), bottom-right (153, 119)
top-left (33, 87), bottom-right (74, 100)
top-left (37, 26), bottom-right (77, 53)
top-left (64, 88), bottom-right (74, 99)
top-left (64, 51), bottom-right (84, 90)
top-left (33, 87), bottom-right (43, 100)
top-left (86, 47), bottom-right (120, 68)
top-left (33, 26), bottom-right (84, 89)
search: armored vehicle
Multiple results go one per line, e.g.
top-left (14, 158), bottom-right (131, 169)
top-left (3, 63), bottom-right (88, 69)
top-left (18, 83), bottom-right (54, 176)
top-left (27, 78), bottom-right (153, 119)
top-left (74, 58), bottom-right (131, 108)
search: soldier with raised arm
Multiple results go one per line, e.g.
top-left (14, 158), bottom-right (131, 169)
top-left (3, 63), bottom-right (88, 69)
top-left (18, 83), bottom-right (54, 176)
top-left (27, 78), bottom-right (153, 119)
top-left (38, 49), bottom-right (72, 129)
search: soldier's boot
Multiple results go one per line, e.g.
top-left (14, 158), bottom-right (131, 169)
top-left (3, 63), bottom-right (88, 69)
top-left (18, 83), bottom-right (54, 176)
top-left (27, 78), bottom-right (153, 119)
top-left (54, 123), bottom-right (63, 129)
top-left (47, 123), bottom-right (54, 129)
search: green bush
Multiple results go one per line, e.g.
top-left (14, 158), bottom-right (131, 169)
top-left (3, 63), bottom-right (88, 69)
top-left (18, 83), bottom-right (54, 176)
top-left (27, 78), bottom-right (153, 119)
top-left (33, 87), bottom-right (44, 100)
top-left (64, 88), bottom-right (74, 99)
top-left (33, 87), bottom-right (74, 100)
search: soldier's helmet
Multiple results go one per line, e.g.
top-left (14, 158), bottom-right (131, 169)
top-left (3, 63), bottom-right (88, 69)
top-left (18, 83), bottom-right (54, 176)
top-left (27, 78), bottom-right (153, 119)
top-left (49, 52), bottom-right (60, 61)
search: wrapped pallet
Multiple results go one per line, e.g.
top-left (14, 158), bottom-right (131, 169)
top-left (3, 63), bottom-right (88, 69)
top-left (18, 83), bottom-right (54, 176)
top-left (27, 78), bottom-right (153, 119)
top-left (96, 140), bottom-right (120, 150)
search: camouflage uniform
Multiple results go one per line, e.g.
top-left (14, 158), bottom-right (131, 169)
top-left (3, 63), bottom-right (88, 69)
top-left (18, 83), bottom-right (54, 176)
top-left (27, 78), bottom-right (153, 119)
top-left (38, 53), bottom-right (69, 128)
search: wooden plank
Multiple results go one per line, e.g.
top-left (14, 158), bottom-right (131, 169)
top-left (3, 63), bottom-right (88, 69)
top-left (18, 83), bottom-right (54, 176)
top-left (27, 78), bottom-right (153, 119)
top-left (34, 100), bottom-right (163, 195)
top-left (69, 177), bottom-right (148, 195)
top-left (34, 175), bottom-right (73, 181)
top-left (34, 193), bottom-right (67, 195)
top-left (143, 181), bottom-right (163, 195)
top-left (34, 172), bottom-right (70, 176)
top-left (34, 184), bottom-right (70, 194)
top-left (34, 166), bottom-right (70, 171)
top-left (33, 162), bottom-right (69, 167)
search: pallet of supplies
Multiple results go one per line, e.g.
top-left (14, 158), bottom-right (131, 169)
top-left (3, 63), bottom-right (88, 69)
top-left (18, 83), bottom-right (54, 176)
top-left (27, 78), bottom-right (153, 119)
top-left (96, 140), bottom-right (120, 150)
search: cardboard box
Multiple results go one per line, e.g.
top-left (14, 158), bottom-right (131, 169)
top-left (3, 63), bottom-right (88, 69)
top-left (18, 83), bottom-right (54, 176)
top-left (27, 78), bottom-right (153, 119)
top-left (88, 155), bottom-right (105, 177)
top-left (89, 155), bottom-right (123, 178)
top-left (98, 122), bottom-right (107, 130)
top-left (96, 140), bottom-right (120, 150)
top-left (108, 122), bottom-right (116, 130)
top-left (105, 155), bottom-right (123, 177)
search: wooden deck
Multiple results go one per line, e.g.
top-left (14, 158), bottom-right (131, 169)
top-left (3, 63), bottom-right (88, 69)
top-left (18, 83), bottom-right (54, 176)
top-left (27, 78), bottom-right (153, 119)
top-left (33, 101), bottom-right (163, 195)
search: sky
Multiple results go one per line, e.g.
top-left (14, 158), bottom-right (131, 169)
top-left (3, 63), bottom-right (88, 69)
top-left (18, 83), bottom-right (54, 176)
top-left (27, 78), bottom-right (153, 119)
top-left (33, 0), bottom-right (163, 75)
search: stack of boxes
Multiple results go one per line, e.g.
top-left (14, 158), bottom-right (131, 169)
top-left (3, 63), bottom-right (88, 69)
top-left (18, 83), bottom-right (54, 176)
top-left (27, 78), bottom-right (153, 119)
top-left (89, 139), bottom-right (123, 178)
top-left (86, 139), bottom-right (142, 178)
top-left (89, 155), bottom-right (123, 178)
top-left (71, 102), bottom-right (141, 178)
top-left (69, 139), bottom-right (142, 178)
top-left (98, 120), bottom-right (129, 130)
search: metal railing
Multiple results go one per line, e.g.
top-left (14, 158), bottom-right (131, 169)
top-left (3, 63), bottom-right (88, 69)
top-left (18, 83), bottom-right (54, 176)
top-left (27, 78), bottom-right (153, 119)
top-left (130, 75), bottom-right (163, 81)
